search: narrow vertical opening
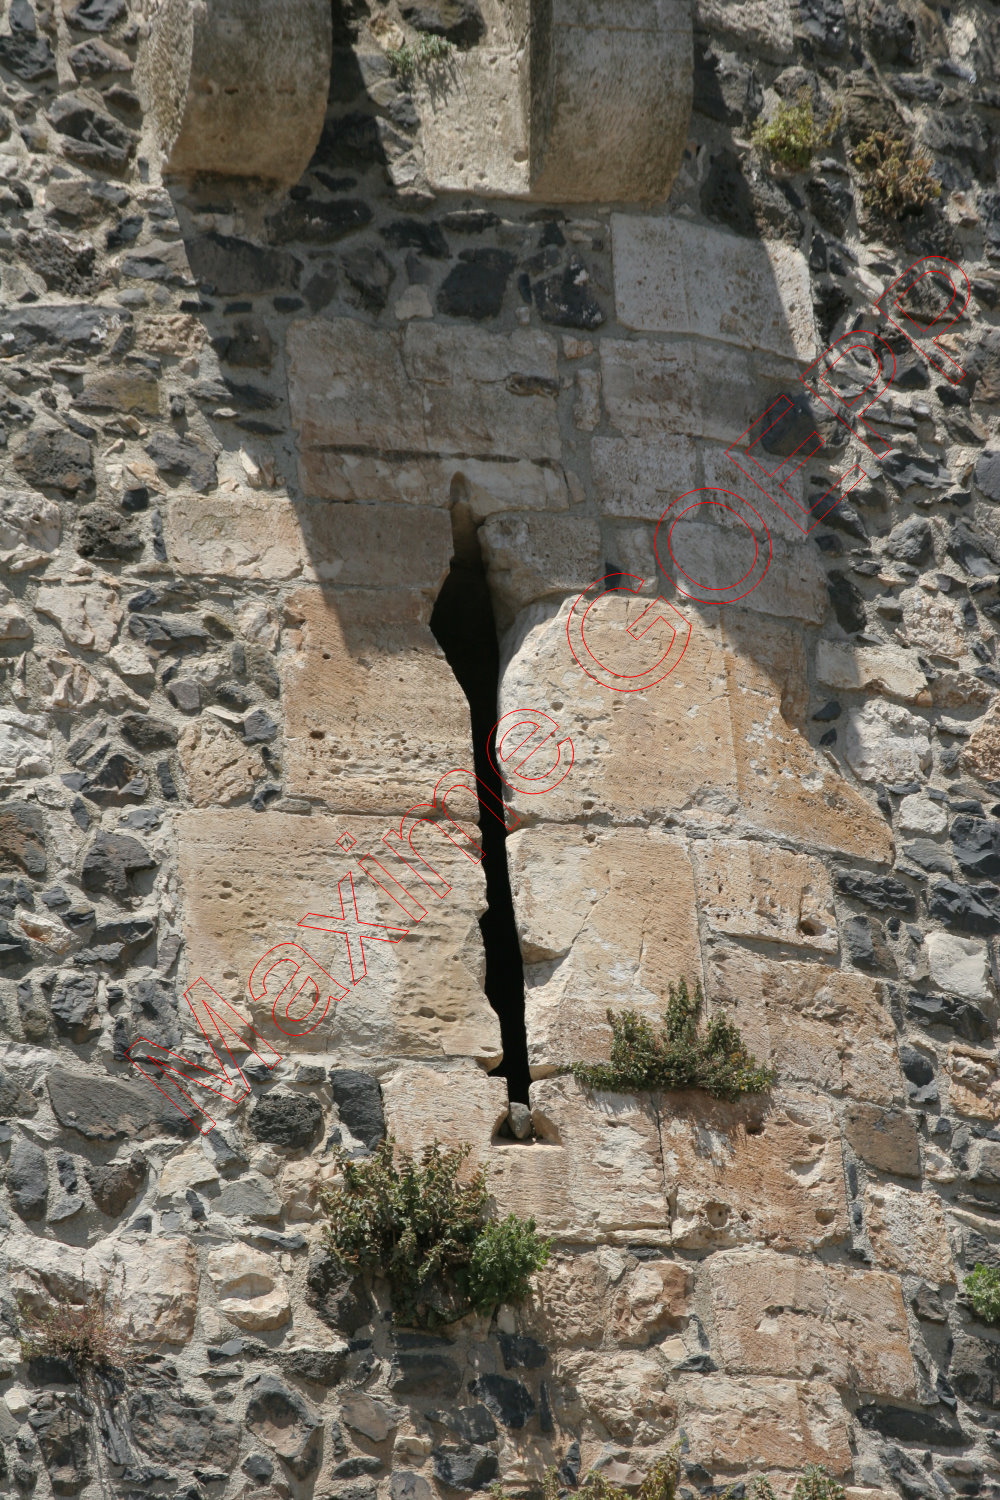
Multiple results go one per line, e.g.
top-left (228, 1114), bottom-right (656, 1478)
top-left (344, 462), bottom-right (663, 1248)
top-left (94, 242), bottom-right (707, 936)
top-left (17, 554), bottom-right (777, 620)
top-left (429, 505), bottom-right (530, 1104)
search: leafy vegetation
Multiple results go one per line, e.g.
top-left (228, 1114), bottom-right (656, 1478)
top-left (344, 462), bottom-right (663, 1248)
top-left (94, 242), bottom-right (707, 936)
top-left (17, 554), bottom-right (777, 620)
top-left (964, 1263), bottom-right (1000, 1324)
top-left (572, 979), bottom-right (774, 1101)
top-left (387, 33), bottom-right (455, 78)
top-left (725, 1468), bottom-right (846, 1500)
top-left (751, 90), bottom-right (840, 170)
top-left (491, 1448), bottom-right (683, 1500)
top-left (19, 1290), bottom-right (137, 1384)
top-left (319, 1136), bottom-right (550, 1328)
top-left (850, 129), bottom-right (941, 217)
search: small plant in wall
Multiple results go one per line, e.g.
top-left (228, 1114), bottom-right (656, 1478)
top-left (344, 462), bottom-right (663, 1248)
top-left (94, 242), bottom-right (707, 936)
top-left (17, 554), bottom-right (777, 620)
top-left (491, 1447), bottom-right (684, 1500)
top-left (964, 1263), bottom-right (1000, 1323)
top-left (318, 1136), bottom-right (550, 1329)
top-left (572, 979), bottom-right (774, 1101)
top-left (19, 1288), bottom-right (137, 1390)
top-left (850, 129), bottom-right (941, 218)
top-left (386, 32), bottom-right (456, 79)
top-left (724, 1468), bottom-right (846, 1500)
top-left (751, 89), bottom-right (841, 170)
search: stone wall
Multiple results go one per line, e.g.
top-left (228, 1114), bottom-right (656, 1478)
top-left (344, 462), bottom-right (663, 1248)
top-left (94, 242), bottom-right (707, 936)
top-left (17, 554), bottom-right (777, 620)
top-left (3, 0), bottom-right (1000, 1498)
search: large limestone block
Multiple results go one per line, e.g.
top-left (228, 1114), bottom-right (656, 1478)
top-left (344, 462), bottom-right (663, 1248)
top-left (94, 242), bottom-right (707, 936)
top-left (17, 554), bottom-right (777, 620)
top-left (114, 1239), bottom-right (198, 1344)
top-left (707, 949), bottom-right (904, 1107)
top-left (817, 641), bottom-right (928, 704)
top-left (705, 1249), bottom-right (917, 1398)
top-left (380, 1062), bottom-right (509, 1163)
top-left (946, 1044), bottom-right (1000, 1121)
top-left (165, 495), bottom-right (452, 589)
top-left (662, 1089), bottom-right (849, 1253)
top-left (175, 811), bottom-right (501, 1068)
top-left (659, 518), bottom-right (828, 624)
top-left (299, 451), bottom-right (569, 513)
top-left (549, 1350), bottom-right (676, 1444)
top-left (136, 0), bottom-right (332, 187)
top-left (498, 601), bottom-right (892, 864)
top-left (288, 319), bottom-right (560, 472)
top-left (692, 841), bottom-right (836, 951)
top-left (506, 827), bottom-right (702, 1073)
top-left (281, 588), bottom-right (471, 813)
top-left (480, 514), bottom-right (602, 625)
top-left (863, 1183), bottom-right (955, 1287)
top-left (612, 215), bottom-right (816, 361)
top-left (178, 719), bottom-right (264, 808)
top-left (491, 1077), bottom-right (669, 1239)
top-left (673, 1376), bottom-right (851, 1478)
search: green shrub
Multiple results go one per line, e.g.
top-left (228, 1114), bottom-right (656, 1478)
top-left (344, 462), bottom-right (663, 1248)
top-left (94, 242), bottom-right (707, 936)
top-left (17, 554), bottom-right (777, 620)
top-left (964, 1263), bottom-right (1000, 1324)
top-left (387, 33), bottom-right (455, 78)
top-left (850, 129), bottom-right (941, 217)
top-left (491, 1449), bottom-right (682, 1500)
top-left (319, 1136), bottom-right (550, 1328)
top-left (752, 90), bottom-right (840, 170)
top-left (19, 1290), bottom-right (136, 1384)
top-left (572, 979), bottom-right (774, 1101)
top-left (724, 1469), bottom-right (845, 1500)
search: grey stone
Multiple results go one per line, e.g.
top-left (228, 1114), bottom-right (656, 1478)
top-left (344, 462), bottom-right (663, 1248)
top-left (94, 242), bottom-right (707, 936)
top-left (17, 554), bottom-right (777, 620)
top-left (882, 452), bottom-right (952, 492)
top-left (952, 816), bottom-right (1000, 879)
top-left (335, 1457), bottom-right (385, 1478)
top-left (884, 516), bottom-right (932, 566)
top-left (66, 0), bottom-right (126, 30)
top-left (431, 1444), bottom-right (499, 1492)
top-left (976, 448), bottom-right (1000, 503)
top-left (0, 922), bottom-right (30, 969)
top-left (390, 1350), bottom-right (463, 1399)
top-left (84, 1152), bottom-right (147, 1216)
top-left (214, 317), bottom-right (276, 368)
top-left (400, 0), bottom-right (485, 46)
top-left (8, 1138), bottom-right (47, 1221)
top-left (948, 1333), bottom-right (1000, 1408)
top-left (928, 880), bottom-right (1000, 934)
top-left (129, 1367), bottom-right (241, 1468)
top-left (498, 1333), bottom-right (547, 1369)
top-left (47, 92), bottom-right (136, 173)
top-left (795, 0), bottom-right (846, 52)
top-left (438, 250), bottom-right (515, 320)
top-left (827, 571), bottom-right (866, 633)
top-left (282, 1346), bottom-right (349, 1386)
top-left (341, 245), bottom-right (395, 313)
top-left (329, 1070), bottom-right (385, 1150)
top-left (49, 970), bottom-right (100, 1043)
top-left (468, 1374), bottom-right (535, 1429)
top-left (245, 1377), bottom-right (322, 1479)
top-left (48, 1066), bottom-right (193, 1140)
top-left (30, 1395), bottom-right (90, 1493)
top-left (507, 1103), bottom-right (532, 1140)
top-left (692, 38), bottom-right (761, 126)
top-left (81, 832), bottom-right (156, 902)
top-left (0, 28), bottom-right (55, 79)
top-left (381, 218), bottom-right (449, 259)
top-left (429, 1405), bottom-right (497, 1444)
top-left (76, 505), bottom-right (142, 560)
top-left (306, 1248), bottom-right (374, 1334)
top-left (0, 304), bottom-right (128, 357)
top-left (905, 991), bottom-right (991, 1044)
top-left (242, 708), bottom-right (278, 744)
top-left (69, 38), bottom-right (131, 75)
top-left (532, 256), bottom-right (605, 330)
top-left (13, 428), bottom-right (93, 497)
top-left (270, 198), bottom-right (372, 245)
top-left (217, 1175), bottom-right (282, 1222)
top-left (833, 870), bottom-right (916, 913)
top-left (120, 714), bottom-right (178, 751)
top-left (249, 1092), bottom-right (323, 1149)
top-left (165, 678), bottom-right (200, 714)
top-left (187, 232), bottom-right (302, 295)
top-left (0, 1066), bottom-right (37, 1120)
top-left (145, 432), bottom-right (217, 493)
top-left (391, 1474), bottom-right (433, 1500)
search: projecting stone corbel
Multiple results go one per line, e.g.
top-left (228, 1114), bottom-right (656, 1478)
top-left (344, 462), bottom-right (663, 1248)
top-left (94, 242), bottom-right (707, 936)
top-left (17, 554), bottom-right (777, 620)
top-left (135, 0), bottom-right (333, 189)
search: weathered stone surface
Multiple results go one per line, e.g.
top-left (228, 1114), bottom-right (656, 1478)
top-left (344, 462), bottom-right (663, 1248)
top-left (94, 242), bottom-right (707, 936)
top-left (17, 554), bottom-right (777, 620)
top-left (246, 1377), bottom-right (322, 1478)
top-left (117, 1238), bottom-right (197, 1343)
top-left (844, 1104), bottom-right (920, 1177)
top-left (329, 1070), bottom-right (385, 1150)
top-left (507, 828), bottom-right (702, 1073)
top-left (287, 319), bottom-right (560, 464)
top-left (692, 841), bottom-right (836, 951)
top-left (81, 832), bottom-right (156, 902)
top-left (13, 427), bottom-right (93, 497)
top-left (962, 698), bottom-right (1000, 783)
top-left (35, 583), bottom-right (121, 652)
top-left (705, 1249), bottom-right (916, 1397)
top-left (673, 1375), bottom-right (851, 1477)
top-left (708, 949), bottom-right (903, 1106)
top-left (548, 1349), bottom-right (675, 1444)
top-left (177, 719), bottom-right (262, 807)
top-left (0, 490), bottom-right (61, 571)
top-left (612, 214), bottom-right (815, 360)
top-left (47, 1066), bottom-right (193, 1141)
top-left (480, 515), bottom-right (602, 622)
top-left (846, 699), bottom-right (933, 783)
top-left (945, 1044), bottom-right (1000, 1121)
top-left (175, 812), bottom-right (500, 1065)
top-left (817, 641), bottom-right (928, 703)
top-left (281, 587), bottom-right (468, 812)
top-left (84, 1152), bottom-right (147, 1216)
top-left (900, 587), bottom-right (965, 659)
top-left (8, 1138), bottom-right (47, 1221)
top-left (0, 803), bottom-right (46, 876)
top-left (0, 709), bottom-right (52, 782)
top-left (249, 1092), bottom-right (323, 1149)
top-left (136, 0), bottom-right (332, 188)
top-left (864, 1183), bottom-right (954, 1286)
top-left (206, 1244), bottom-right (291, 1330)
top-left (48, 90), bottom-right (136, 172)
top-left (381, 1063), bottom-right (508, 1163)
top-left (50, 970), bottom-right (100, 1042)
top-left (129, 1365), bottom-right (241, 1468)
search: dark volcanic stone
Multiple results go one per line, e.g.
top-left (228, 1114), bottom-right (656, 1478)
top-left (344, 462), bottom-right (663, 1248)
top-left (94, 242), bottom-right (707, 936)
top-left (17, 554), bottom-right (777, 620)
top-left (49, 970), bottom-right (100, 1042)
top-left (884, 515), bottom-right (932, 565)
top-left (128, 976), bottom-right (179, 1050)
top-left (66, 0), bottom-right (126, 30)
top-left (0, 303), bottom-right (128, 356)
top-left (468, 1374), bottom-right (535, 1429)
top-left (437, 249), bottom-right (515, 320)
top-left (75, 505), bottom-right (142, 560)
top-left (9, 1137), bottom-right (47, 1221)
top-left (861, 0), bottom-right (916, 64)
top-left (214, 316), bottom-right (276, 368)
top-left (882, 451), bottom-right (952, 492)
top-left (952, 815), bottom-right (1000, 878)
top-left (381, 218), bottom-right (449, 259)
top-left (0, 29), bottom-right (55, 79)
top-left (532, 255), bottom-right (605, 330)
top-left (269, 198), bottom-right (372, 245)
top-left (81, 831), bottom-right (156, 901)
top-left (692, 37), bottom-right (761, 125)
top-left (834, 870), bottom-right (915, 913)
top-left (130, 1367), bottom-right (240, 1468)
top-left (187, 232), bottom-right (301, 294)
top-left (390, 1350), bottom-right (463, 1399)
top-left (31, 1394), bottom-right (90, 1492)
top-left (0, 921), bottom-right (31, 969)
top-left (282, 1346), bottom-right (350, 1386)
top-left (145, 431), bottom-right (217, 492)
top-left (17, 228), bottom-right (97, 294)
top-left (84, 1151), bottom-right (147, 1216)
top-left (47, 92), bottom-right (136, 173)
top-left (701, 148), bottom-right (800, 240)
top-left (796, 0), bottom-right (846, 52)
top-left (948, 1333), bottom-right (1000, 1408)
top-left (249, 1092), bottom-right (323, 1149)
top-left (805, 175), bottom-right (853, 236)
top-left (899, 1044), bottom-right (933, 1088)
top-left (430, 1405), bottom-right (498, 1444)
top-left (329, 1069), bottom-right (385, 1150)
top-left (976, 448), bottom-right (1000, 503)
top-left (857, 1401), bottom-right (968, 1444)
top-left (0, 802), bottom-right (46, 876)
top-left (0, 1065), bottom-right (37, 1120)
top-left (498, 1333), bottom-right (547, 1369)
top-left (14, 428), bottom-right (93, 496)
top-left (246, 1377), bottom-right (322, 1479)
top-left (48, 1066), bottom-right (194, 1140)
top-left (400, 0), bottom-right (485, 46)
top-left (927, 879), bottom-right (1000, 934)
top-left (432, 1444), bottom-right (499, 1491)
top-left (120, 713), bottom-right (179, 751)
top-left (341, 245), bottom-right (394, 312)
top-left (306, 1247), bottom-right (374, 1334)
top-left (81, 750), bottom-right (147, 805)
top-left (906, 990), bottom-right (991, 1044)
top-left (826, 571), bottom-right (866, 633)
